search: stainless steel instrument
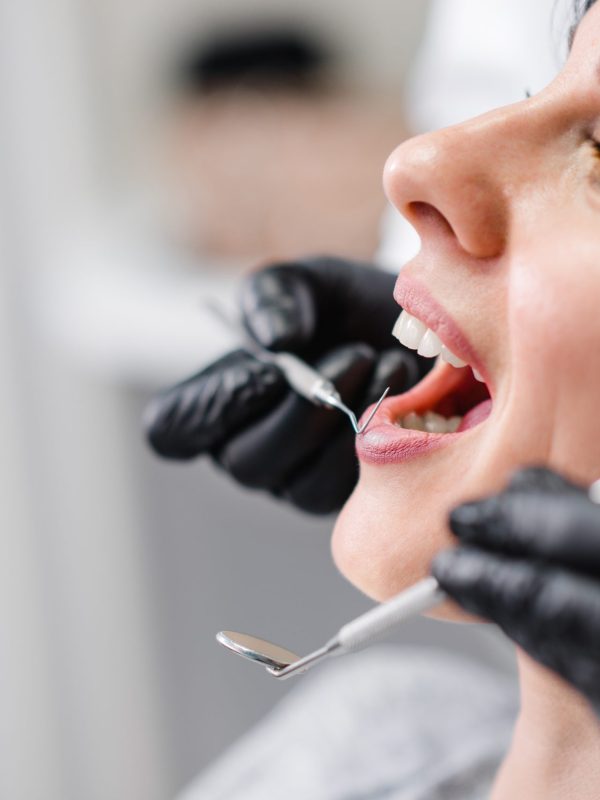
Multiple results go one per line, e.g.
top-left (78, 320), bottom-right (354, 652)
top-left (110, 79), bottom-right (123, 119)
top-left (206, 300), bottom-right (389, 434)
top-left (217, 577), bottom-right (446, 680)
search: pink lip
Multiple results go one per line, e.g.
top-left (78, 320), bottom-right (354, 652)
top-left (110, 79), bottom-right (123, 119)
top-left (356, 421), bottom-right (450, 465)
top-left (393, 274), bottom-right (486, 379)
top-left (356, 392), bottom-right (491, 465)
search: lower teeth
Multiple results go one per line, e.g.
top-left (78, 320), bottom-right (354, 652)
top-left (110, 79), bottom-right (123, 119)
top-left (395, 411), bottom-right (462, 433)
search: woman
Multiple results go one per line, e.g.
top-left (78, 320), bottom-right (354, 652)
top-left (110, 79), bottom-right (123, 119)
top-left (330, 1), bottom-right (600, 795)
top-left (149, 1), bottom-right (600, 796)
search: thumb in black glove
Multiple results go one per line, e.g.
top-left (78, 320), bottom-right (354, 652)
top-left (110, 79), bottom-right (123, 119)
top-left (432, 467), bottom-right (600, 712)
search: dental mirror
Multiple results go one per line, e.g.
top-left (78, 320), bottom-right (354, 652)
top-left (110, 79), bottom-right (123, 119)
top-left (217, 577), bottom-right (445, 680)
top-left (216, 631), bottom-right (300, 670)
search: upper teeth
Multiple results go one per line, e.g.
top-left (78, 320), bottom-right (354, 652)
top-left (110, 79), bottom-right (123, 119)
top-left (392, 310), bottom-right (484, 381)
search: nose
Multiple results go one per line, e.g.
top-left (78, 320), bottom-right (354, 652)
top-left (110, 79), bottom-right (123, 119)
top-left (384, 112), bottom-right (513, 260)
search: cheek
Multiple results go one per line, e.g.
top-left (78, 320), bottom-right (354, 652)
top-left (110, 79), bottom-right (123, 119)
top-left (510, 253), bottom-right (600, 482)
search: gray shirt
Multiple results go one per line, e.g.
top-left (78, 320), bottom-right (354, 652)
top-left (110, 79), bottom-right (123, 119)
top-left (180, 646), bottom-right (518, 800)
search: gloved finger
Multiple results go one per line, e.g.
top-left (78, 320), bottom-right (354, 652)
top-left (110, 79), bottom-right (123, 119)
top-left (505, 466), bottom-right (583, 495)
top-left (240, 257), bottom-right (398, 356)
top-left (214, 343), bottom-right (377, 490)
top-left (448, 474), bottom-right (600, 576)
top-left (551, 652), bottom-right (600, 709)
top-left (279, 426), bottom-right (358, 514)
top-left (432, 548), bottom-right (600, 656)
top-left (531, 639), bottom-right (600, 706)
top-left (364, 347), bottom-right (423, 404)
top-left (433, 546), bottom-right (600, 708)
top-left (144, 349), bottom-right (286, 459)
top-left (278, 346), bottom-right (423, 514)
top-left (240, 263), bottom-right (316, 353)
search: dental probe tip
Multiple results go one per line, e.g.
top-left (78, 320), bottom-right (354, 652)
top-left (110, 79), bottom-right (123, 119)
top-left (203, 298), bottom-right (388, 434)
top-left (355, 387), bottom-right (390, 434)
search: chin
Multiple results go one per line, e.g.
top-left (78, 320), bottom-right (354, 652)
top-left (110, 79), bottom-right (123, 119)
top-left (331, 461), bottom-right (462, 619)
top-left (331, 459), bottom-right (489, 618)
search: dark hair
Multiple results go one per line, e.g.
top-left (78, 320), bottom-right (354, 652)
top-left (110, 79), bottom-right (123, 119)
top-left (574, 0), bottom-right (598, 22)
top-left (570, 0), bottom-right (598, 46)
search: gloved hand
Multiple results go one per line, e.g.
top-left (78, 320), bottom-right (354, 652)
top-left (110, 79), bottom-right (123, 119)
top-left (432, 467), bottom-right (600, 711)
top-left (144, 256), bottom-right (428, 514)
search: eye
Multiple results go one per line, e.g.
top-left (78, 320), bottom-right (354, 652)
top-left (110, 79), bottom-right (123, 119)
top-left (591, 137), bottom-right (600, 158)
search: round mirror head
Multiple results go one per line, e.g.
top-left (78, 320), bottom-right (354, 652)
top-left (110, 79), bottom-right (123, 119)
top-left (216, 630), bottom-right (299, 669)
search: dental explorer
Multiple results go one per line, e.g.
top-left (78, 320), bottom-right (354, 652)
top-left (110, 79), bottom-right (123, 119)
top-left (205, 300), bottom-right (389, 435)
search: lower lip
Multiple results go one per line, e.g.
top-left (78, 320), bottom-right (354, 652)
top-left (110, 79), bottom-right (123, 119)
top-left (355, 398), bottom-right (491, 465)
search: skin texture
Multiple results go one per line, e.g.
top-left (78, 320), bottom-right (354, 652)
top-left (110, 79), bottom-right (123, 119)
top-left (331, 6), bottom-right (600, 798)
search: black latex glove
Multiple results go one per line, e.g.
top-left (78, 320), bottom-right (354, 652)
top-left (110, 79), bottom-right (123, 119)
top-left (145, 256), bottom-right (429, 514)
top-left (432, 467), bottom-right (600, 711)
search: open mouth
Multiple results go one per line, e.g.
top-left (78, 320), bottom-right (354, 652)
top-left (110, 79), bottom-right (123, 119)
top-left (356, 299), bottom-right (493, 464)
top-left (390, 356), bottom-right (491, 432)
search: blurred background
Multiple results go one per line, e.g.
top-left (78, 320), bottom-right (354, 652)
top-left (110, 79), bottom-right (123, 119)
top-left (0, 0), bottom-right (551, 797)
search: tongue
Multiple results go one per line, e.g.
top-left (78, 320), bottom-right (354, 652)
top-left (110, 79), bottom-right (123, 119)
top-left (457, 399), bottom-right (492, 432)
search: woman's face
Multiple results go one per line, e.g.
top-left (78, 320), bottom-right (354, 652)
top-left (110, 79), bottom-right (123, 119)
top-left (332, 4), bottom-right (600, 607)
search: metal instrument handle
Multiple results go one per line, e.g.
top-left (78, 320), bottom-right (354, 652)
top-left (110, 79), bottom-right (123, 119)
top-left (337, 577), bottom-right (445, 653)
top-left (269, 352), bottom-right (339, 404)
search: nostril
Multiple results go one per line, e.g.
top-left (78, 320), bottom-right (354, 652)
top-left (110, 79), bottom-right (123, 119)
top-left (406, 200), bottom-right (505, 259)
top-left (406, 201), bottom-right (456, 240)
top-left (384, 136), bottom-right (507, 259)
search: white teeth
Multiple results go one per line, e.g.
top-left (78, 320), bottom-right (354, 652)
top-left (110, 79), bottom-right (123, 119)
top-left (402, 411), bottom-right (426, 431)
top-left (392, 310), bottom-right (427, 349)
top-left (417, 328), bottom-right (442, 358)
top-left (424, 411), bottom-right (448, 433)
top-left (392, 311), bottom-right (479, 376)
top-left (397, 411), bottom-right (463, 433)
top-left (403, 315), bottom-right (427, 350)
top-left (391, 311), bottom-right (407, 342)
top-left (472, 368), bottom-right (484, 382)
top-left (440, 345), bottom-right (467, 368)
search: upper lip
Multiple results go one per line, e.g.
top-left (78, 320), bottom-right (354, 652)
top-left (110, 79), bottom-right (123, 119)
top-left (393, 273), bottom-right (488, 385)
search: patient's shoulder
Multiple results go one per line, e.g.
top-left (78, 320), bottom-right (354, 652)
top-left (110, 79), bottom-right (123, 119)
top-left (180, 646), bottom-right (517, 800)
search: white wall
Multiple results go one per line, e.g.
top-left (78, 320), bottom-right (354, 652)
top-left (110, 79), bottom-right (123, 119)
top-left (0, 0), bottom-right (170, 796)
top-left (0, 2), bottom-right (434, 797)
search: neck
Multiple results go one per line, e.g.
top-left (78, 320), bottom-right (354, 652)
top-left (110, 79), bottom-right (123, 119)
top-left (491, 650), bottom-right (600, 800)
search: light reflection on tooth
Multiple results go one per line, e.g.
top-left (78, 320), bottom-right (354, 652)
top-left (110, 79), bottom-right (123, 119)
top-left (392, 310), bottom-right (409, 343)
top-left (440, 345), bottom-right (467, 368)
top-left (473, 368), bottom-right (485, 382)
top-left (417, 329), bottom-right (442, 358)
top-left (392, 310), bottom-right (428, 350)
top-left (403, 316), bottom-right (427, 349)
